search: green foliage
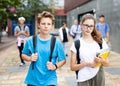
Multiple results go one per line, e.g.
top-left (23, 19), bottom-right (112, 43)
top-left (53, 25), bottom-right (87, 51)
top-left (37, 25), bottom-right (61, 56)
top-left (0, 0), bottom-right (22, 18)
top-left (0, 0), bottom-right (50, 29)
top-left (18, 0), bottom-right (50, 18)
top-left (0, 0), bottom-right (22, 29)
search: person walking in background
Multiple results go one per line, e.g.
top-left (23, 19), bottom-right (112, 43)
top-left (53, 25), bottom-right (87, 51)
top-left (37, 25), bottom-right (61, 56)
top-left (14, 17), bottom-right (30, 66)
top-left (59, 22), bottom-right (70, 56)
top-left (96, 15), bottom-right (110, 43)
top-left (70, 19), bottom-right (82, 41)
top-left (70, 14), bottom-right (109, 86)
top-left (22, 11), bottom-right (66, 86)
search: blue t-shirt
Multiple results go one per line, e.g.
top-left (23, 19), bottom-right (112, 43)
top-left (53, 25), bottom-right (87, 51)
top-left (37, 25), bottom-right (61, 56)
top-left (96, 23), bottom-right (110, 38)
top-left (22, 35), bottom-right (66, 86)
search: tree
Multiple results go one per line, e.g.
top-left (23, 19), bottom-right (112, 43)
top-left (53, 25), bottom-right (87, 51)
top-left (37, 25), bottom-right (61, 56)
top-left (18, 0), bottom-right (51, 33)
top-left (18, 0), bottom-right (50, 18)
top-left (0, 0), bottom-right (50, 43)
top-left (0, 0), bottom-right (22, 43)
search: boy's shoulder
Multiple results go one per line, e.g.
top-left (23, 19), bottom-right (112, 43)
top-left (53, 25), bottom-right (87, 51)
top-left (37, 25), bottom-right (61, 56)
top-left (55, 37), bottom-right (61, 42)
top-left (26, 36), bottom-right (33, 42)
top-left (53, 37), bottom-right (62, 46)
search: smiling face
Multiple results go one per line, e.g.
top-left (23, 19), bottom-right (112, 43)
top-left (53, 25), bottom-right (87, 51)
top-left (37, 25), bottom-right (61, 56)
top-left (39, 17), bottom-right (53, 35)
top-left (81, 19), bottom-right (95, 36)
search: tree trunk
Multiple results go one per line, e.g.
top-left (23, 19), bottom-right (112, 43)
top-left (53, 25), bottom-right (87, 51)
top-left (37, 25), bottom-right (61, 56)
top-left (7, 18), bottom-right (12, 37)
top-left (0, 31), bottom-right (2, 43)
top-left (0, 19), bottom-right (2, 43)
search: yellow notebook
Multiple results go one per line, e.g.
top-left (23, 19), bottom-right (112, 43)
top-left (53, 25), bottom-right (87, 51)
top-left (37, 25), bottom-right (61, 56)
top-left (105, 38), bottom-right (109, 43)
top-left (95, 50), bottom-right (109, 68)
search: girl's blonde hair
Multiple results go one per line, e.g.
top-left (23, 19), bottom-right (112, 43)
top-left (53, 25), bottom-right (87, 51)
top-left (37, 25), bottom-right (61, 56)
top-left (38, 11), bottom-right (54, 24)
top-left (81, 14), bottom-right (102, 44)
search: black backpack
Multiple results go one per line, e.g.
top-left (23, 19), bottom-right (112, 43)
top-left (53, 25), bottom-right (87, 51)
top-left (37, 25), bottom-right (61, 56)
top-left (32, 35), bottom-right (56, 70)
top-left (18, 25), bottom-right (26, 31)
top-left (74, 39), bottom-right (102, 79)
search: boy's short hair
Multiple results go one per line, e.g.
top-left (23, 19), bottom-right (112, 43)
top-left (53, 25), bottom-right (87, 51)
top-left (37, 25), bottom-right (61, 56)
top-left (99, 14), bottom-right (105, 18)
top-left (38, 11), bottom-right (54, 24)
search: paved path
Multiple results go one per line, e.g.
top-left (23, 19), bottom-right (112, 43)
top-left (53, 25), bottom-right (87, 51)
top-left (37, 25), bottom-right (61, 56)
top-left (0, 37), bottom-right (120, 86)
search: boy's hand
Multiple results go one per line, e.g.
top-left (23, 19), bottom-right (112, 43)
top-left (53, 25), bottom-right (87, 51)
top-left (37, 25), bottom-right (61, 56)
top-left (46, 62), bottom-right (56, 70)
top-left (30, 53), bottom-right (38, 62)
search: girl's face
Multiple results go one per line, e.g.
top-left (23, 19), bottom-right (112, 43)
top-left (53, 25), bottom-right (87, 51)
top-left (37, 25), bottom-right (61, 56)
top-left (39, 17), bottom-right (53, 35)
top-left (81, 19), bottom-right (95, 36)
top-left (19, 20), bottom-right (24, 25)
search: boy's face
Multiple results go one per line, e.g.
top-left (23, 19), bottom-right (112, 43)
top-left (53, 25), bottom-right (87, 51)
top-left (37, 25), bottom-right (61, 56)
top-left (39, 17), bottom-right (53, 35)
top-left (99, 17), bottom-right (105, 23)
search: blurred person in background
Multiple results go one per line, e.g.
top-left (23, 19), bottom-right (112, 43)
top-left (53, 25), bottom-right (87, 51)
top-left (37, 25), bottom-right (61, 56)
top-left (59, 22), bottom-right (70, 56)
top-left (96, 15), bottom-right (110, 44)
top-left (70, 19), bottom-right (82, 41)
top-left (14, 17), bottom-right (30, 66)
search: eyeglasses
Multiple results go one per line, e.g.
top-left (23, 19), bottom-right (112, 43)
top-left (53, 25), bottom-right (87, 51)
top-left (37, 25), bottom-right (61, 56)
top-left (82, 24), bottom-right (94, 30)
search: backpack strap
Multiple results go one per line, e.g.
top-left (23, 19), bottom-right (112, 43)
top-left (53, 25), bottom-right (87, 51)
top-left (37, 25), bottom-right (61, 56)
top-left (98, 43), bottom-right (102, 49)
top-left (24, 25), bottom-right (26, 31)
top-left (98, 38), bottom-right (103, 49)
top-left (33, 35), bottom-right (37, 53)
top-left (74, 39), bottom-right (80, 79)
top-left (32, 35), bottom-right (37, 70)
top-left (74, 39), bottom-right (80, 64)
top-left (18, 25), bottom-right (21, 31)
top-left (49, 36), bottom-right (56, 62)
top-left (18, 25), bottom-right (26, 31)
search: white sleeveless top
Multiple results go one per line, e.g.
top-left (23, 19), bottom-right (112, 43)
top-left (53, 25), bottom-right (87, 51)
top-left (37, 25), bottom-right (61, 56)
top-left (70, 38), bottom-right (108, 82)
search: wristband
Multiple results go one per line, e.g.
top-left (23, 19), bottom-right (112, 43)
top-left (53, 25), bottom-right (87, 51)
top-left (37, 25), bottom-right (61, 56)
top-left (54, 64), bottom-right (58, 69)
